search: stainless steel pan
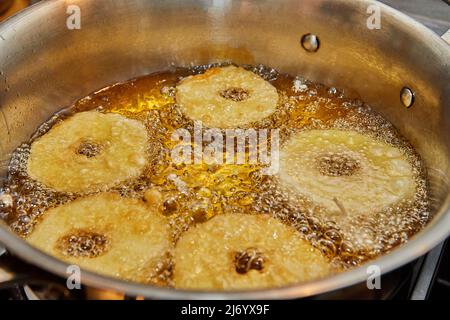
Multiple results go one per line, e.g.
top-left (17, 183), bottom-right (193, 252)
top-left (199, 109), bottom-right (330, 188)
top-left (0, 0), bottom-right (449, 299)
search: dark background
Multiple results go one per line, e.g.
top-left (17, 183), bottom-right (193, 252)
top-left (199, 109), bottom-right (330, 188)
top-left (380, 0), bottom-right (449, 35)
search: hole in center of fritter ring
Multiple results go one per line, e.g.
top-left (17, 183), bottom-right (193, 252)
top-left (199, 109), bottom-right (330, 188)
top-left (234, 248), bottom-right (265, 274)
top-left (56, 230), bottom-right (109, 258)
top-left (76, 140), bottom-right (103, 158)
top-left (316, 152), bottom-right (360, 177)
top-left (219, 87), bottom-right (250, 102)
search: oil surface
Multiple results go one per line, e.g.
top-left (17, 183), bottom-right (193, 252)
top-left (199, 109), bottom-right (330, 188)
top-left (0, 64), bottom-right (430, 285)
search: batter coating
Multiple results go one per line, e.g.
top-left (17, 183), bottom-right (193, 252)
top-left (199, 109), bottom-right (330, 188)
top-left (27, 111), bottom-right (148, 193)
top-left (176, 66), bottom-right (279, 128)
top-left (174, 213), bottom-right (332, 290)
top-left (27, 193), bottom-right (171, 284)
top-left (278, 130), bottom-right (416, 217)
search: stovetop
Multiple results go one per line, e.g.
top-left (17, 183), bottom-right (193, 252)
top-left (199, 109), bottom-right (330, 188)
top-left (0, 0), bottom-right (449, 300)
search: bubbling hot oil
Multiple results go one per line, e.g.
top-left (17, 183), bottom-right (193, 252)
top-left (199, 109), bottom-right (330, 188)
top-left (0, 64), bottom-right (430, 285)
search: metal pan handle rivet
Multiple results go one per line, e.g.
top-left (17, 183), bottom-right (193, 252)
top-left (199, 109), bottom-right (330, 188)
top-left (400, 87), bottom-right (415, 108)
top-left (301, 34), bottom-right (320, 52)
